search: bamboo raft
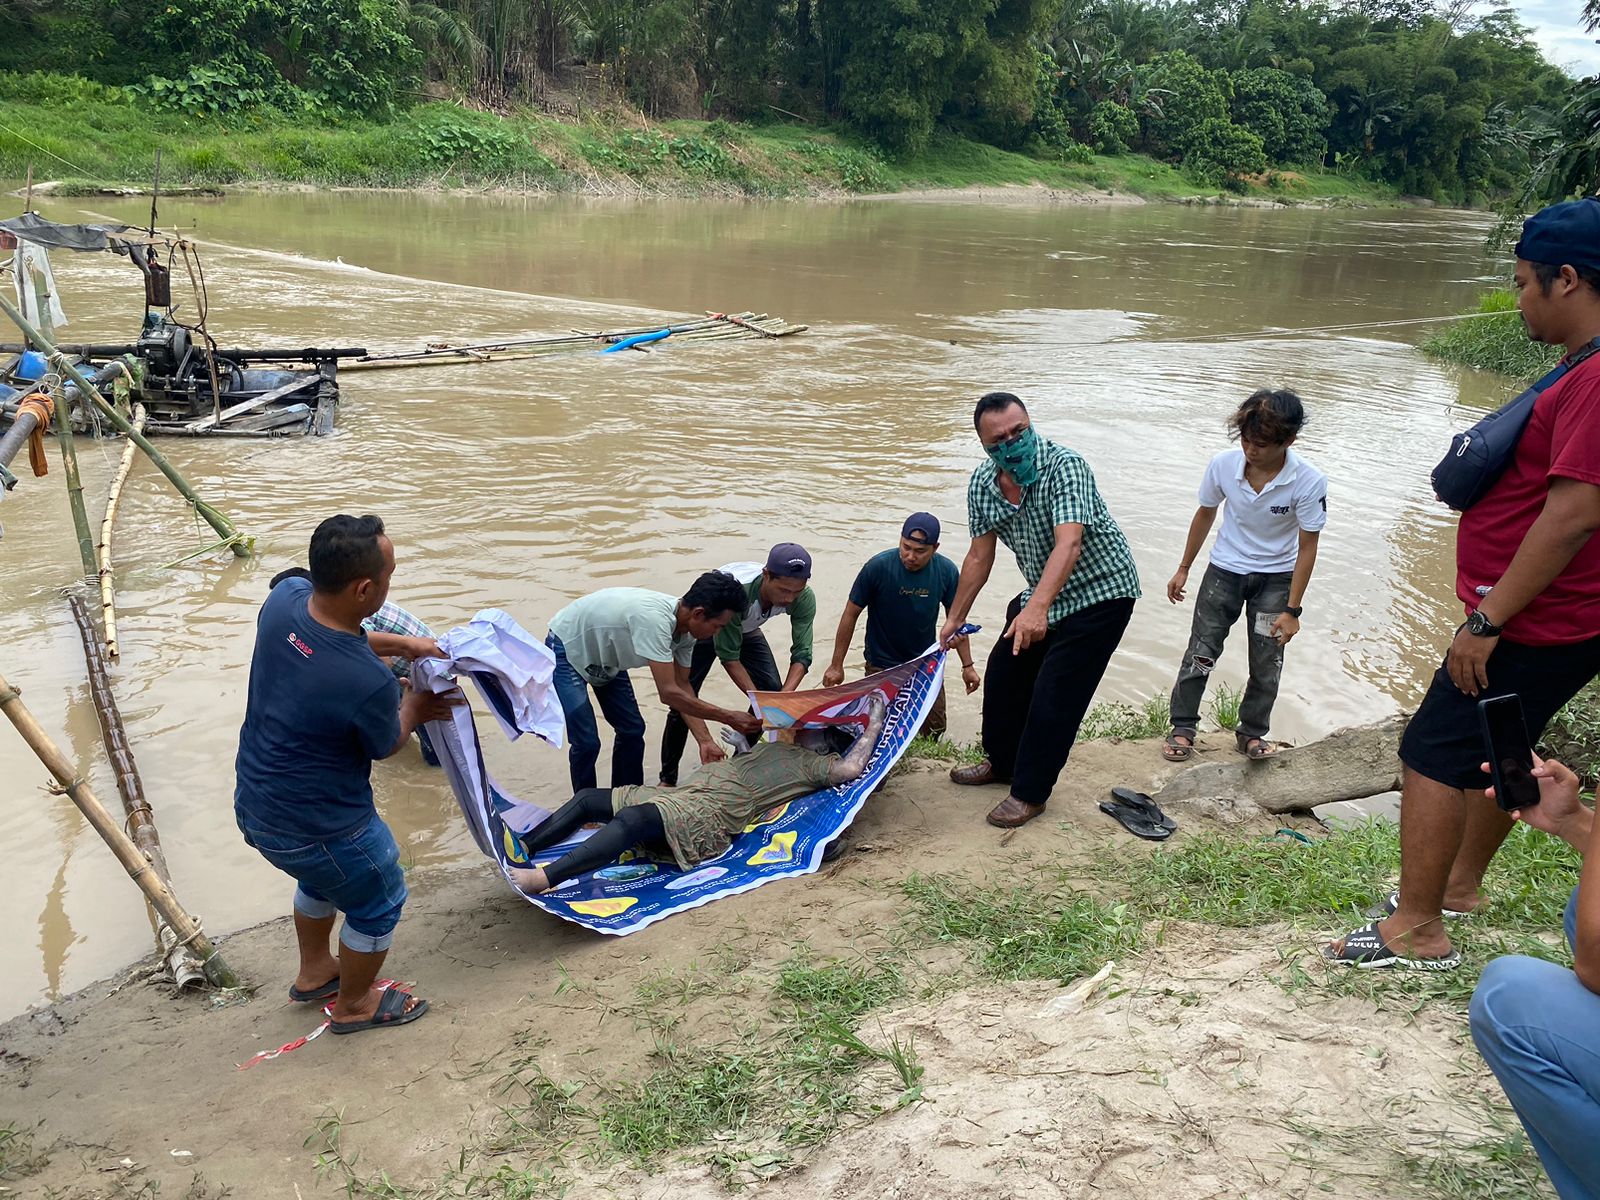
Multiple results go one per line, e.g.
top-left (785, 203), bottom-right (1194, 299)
top-left (344, 311), bottom-right (807, 373)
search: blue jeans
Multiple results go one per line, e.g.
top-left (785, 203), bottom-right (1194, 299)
top-left (1470, 888), bottom-right (1600, 1199)
top-left (546, 632), bottom-right (647, 792)
top-left (237, 810), bottom-right (408, 954)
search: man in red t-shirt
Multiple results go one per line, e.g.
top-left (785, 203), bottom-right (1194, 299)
top-left (1329, 197), bottom-right (1600, 970)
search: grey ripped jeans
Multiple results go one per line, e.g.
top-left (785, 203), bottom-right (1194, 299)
top-left (1169, 563), bottom-right (1291, 742)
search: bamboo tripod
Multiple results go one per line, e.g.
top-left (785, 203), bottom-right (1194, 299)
top-left (0, 671), bottom-right (239, 989)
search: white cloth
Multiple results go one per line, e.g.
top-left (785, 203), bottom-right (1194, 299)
top-left (434, 608), bottom-right (565, 745)
top-left (14, 240), bottom-right (67, 330)
top-left (1198, 448), bottom-right (1327, 575)
top-left (414, 610), bottom-right (564, 859)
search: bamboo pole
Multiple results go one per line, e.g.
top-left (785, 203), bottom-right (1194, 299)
top-left (26, 264), bottom-right (97, 576)
top-left (0, 669), bottom-right (240, 989)
top-left (65, 593), bottom-right (205, 989)
top-left (0, 295), bottom-right (252, 559)
top-left (98, 404), bottom-right (145, 661)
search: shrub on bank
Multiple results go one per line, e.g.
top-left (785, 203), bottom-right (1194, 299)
top-left (1421, 290), bottom-right (1561, 379)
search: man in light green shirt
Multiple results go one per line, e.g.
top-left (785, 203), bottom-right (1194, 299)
top-left (659, 543), bottom-right (817, 785)
top-left (548, 572), bottom-right (763, 793)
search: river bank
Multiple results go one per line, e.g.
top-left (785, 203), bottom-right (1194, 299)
top-left (1, 75), bottom-right (1405, 206)
top-left (0, 733), bottom-right (1568, 1199)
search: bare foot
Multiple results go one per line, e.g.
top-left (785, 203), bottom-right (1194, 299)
top-left (508, 866), bottom-right (551, 894)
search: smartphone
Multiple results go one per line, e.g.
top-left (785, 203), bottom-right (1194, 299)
top-left (1478, 695), bottom-right (1541, 811)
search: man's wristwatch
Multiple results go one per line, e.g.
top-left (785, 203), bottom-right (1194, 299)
top-left (1465, 610), bottom-right (1504, 637)
top-left (1284, 605), bottom-right (1303, 619)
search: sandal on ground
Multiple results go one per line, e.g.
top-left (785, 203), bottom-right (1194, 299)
top-left (1109, 787), bottom-right (1177, 832)
top-left (1099, 799), bottom-right (1173, 841)
top-left (328, 987), bottom-right (430, 1034)
top-left (1236, 734), bottom-right (1277, 760)
top-left (288, 976), bottom-right (340, 1004)
top-left (1162, 731), bottom-right (1195, 762)
top-left (1322, 922), bottom-right (1460, 971)
top-left (1365, 889), bottom-right (1473, 921)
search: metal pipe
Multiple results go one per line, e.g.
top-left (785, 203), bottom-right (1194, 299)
top-left (1, 343), bottom-right (368, 361)
top-left (0, 408), bottom-right (39, 478)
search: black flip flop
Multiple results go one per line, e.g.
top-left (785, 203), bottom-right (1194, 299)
top-left (1110, 787), bottom-right (1177, 832)
top-left (1098, 799), bottom-right (1173, 841)
top-left (328, 987), bottom-right (429, 1034)
top-left (288, 976), bottom-right (339, 1004)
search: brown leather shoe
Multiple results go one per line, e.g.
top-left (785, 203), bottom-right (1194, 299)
top-left (951, 760), bottom-right (1008, 786)
top-left (986, 795), bottom-right (1046, 828)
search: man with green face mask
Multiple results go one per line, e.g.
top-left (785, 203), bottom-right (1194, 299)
top-left (937, 391), bottom-right (1142, 828)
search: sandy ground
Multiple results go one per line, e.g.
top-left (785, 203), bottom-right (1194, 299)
top-left (0, 734), bottom-right (1508, 1199)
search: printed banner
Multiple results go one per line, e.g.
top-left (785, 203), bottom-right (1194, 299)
top-left (483, 626), bottom-right (977, 936)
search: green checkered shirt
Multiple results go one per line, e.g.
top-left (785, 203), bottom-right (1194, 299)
top-left (966, 437), bottom-right (1141, 624)
top-left (362, 601), bottom-right (435, 679)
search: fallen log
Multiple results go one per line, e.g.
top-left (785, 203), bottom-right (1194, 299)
top-left (1150, 714), bottom-right (1408, 815)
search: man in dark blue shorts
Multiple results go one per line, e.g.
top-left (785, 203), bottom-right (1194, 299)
top-left (1329, 197), bottom-right (1600, 970)
top-left (236, 514), bottom-right (458, 1031)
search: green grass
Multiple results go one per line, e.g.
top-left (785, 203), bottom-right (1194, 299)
top-left (0, 1122), bottom-right (47, 1182)
top-left (1080, 692), bottom-right (1171, 741)
top-left (467, 946), bottom-right (920, 1186)
top-left (0, 70), bottom-right (1407, 204)
top-left (901, 733), bottom-right (985, 765)
top-left (903, 873), bottom-right (1143, 982)
top-left (1210, 681), bottom-right (1242, 731)
top-left (1542, 678), bottom-right (1600, 786)
top-left (1421, 290), bottom-right (1562, 379)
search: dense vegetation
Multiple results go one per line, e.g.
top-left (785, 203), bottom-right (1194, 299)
top-left (0, 0), bottom-right (1596, 203)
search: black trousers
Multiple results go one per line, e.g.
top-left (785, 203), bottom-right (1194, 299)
top-left (518, 787), bottom-right (668, 887)
top-left (658, 630), bottom-right (782, 785)
top-left (981, 594), bottom-right (1136, 806)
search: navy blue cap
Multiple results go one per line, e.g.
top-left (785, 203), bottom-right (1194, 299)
top-left (902, 512), bottom-right (940, 544)
top-left (1515, 198), bottom-right (1600, 273)
top-left (765, 542), bottom-right (812, 580)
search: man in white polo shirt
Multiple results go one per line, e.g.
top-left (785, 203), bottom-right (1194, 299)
top-left (1163, 389), bottom-right (1327, 761)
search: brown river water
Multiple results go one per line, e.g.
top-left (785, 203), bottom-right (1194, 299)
top-left (0, 192), bottom-right (1515, 1018)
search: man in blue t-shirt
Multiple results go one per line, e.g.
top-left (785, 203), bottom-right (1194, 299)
top-left (235, 514), bottom-right (458, 1034)
top-left (821, 512), bottom-right (979, 736)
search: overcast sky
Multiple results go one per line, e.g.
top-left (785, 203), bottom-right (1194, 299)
top-left (1501, 0), bottom-right (1600, 75)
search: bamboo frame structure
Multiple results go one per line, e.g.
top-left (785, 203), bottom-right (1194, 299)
top-left (343, 311), bottom-right (807, 373)
top-left (66, 593), bottom-right (205, 989)
top-left (98, 403), bottom-right (145, 661)
top-left (0, 296), bottom-right (252, 558)
top-left (0, 668), bottom-right (239, 989)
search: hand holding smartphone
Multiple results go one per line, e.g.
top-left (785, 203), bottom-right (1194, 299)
top-left (1478, 694), bottom-right (1541, 811)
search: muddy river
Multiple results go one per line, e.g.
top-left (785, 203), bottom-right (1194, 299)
top-left (0, 191), bottom-right (1515, 1017)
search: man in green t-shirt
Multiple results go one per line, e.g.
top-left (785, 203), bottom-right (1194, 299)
top-left (659, 544), bottom-right (817, 785)
top-left (548, 572), bottom-right (763, 794)
top-left (822, 512), bottom-right (979, 736)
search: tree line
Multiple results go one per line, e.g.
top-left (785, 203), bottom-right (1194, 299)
top-left (2, 0), bottom-right (1596, 202)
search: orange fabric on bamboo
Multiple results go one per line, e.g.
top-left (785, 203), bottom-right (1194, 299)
top-left (14, 392), bottom-right (53, 478)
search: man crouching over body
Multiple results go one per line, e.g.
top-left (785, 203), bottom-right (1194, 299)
top-left (509, 696), bottom-right (887, 894)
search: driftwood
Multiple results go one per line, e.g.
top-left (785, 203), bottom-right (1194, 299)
top-left (1150, 714), bottom-right (1408, 815)
top-left (66, 594), bottom-right (206, 989)
top-left (98, 403), bottom-right (145, 661)
top-left (0, 667), bottom-right (238, 988)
